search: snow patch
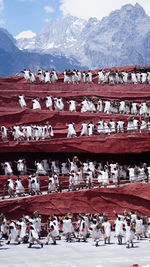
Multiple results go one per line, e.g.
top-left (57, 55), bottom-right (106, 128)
top-left (15, 30), bottom-right (36, 40)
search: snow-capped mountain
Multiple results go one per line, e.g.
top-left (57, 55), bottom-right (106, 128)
top-left (15, 3), bottom-right (150, 68)
top-left (0, 28), bottom-right (84, 77)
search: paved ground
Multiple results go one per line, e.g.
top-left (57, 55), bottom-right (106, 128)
top-left (0, 235), bottom-right (150, 267)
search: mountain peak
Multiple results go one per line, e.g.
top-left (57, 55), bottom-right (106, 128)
top-left (121, 3), bottom-right (146, 17)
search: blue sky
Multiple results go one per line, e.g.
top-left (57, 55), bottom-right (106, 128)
top-left (0, 0), bottom-right (150, 36)
top-left (2, 0), bottom-right (62, 35)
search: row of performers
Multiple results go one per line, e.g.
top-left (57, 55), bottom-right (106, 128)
top-left (0, 211), bottom-right (150, 248)
top-left (1, 118), bottom-right (150, 142)
top-left (20, 69), bottom-right (150, 85)
top-left (2, 164), bottom-right (150, 198)
top-left (18, 95), bottom-right (150, 116)
top-left (1, 159), bottom-right (150, 180)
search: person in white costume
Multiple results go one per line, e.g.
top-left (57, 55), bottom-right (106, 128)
top-left (97, 99), bottom-right (103, 112)
top-left (141, 72), bottom-right (147, 83)
top-left (2, 162), bottom-right (13, 175)
top-left (18, 95), bottom-right (27, 108)
top-left (51, 69), bottom-right (58, 83)
top-left (85, 169), bottom-right (93, 188)
top-left (30, 175), bottom-right (41, 195)
top-left (114, 217), bottom-right (125, 245)
top-left (80, 122), bottom-right (88, 136)
top-left (133, 118), bottom-right (139, 132)
top-left (1, 126), bottom-right (8, 142)
top-left (127, 118), bottom-right (134, 133)
top-left (102, 218), bottom-right (111, 244)
top-left (29, 71), bottom-right (36, 83)
top-left (117, 120), bottom-right (125, 133)
top-left (86, 70), bottom-right (92, 83)
top-left (61, 215), bottom-right (74, 242)
top-left (37, 70), bottom-right (45, 83)
top-left (15, 177), bottom-right (25, 196)
top-left (131, 102), bottom-right (138, 115)
top-left (27, 221), bottom-right (43, 248)
top-left (68, 100), bottom-right (76, 112)
top-left (90, 220), bottom-right (102, 246)
top-left (104, 101), bottom-right (111, 114)
top-left (112, 168), bottom-right (119, 186)
top-left (135, 216), bottom-right (143, 240)
top-left (35, 161), bottom-right (47, 175)
top-left (54, 97), bottom-right (64, 111)
top-left (32, 98), bottom-right (41, 110)
top-left (128, 166), bottom-right (136, 183)
top-left (98, 70), bottom-right (105, 84)
top-left (48, 176), bottom-right (57, 193)
top-left (131, 73), bottom-right (138, 84)
top-left (77, 216), bottom-right (88, 242)
top-left (6, 178), bottom-right (15, 197)
top-left (88, 99), bottom-right (96, 113)
top-left (44, 71), bottom-right (51, 83)
top-left (67, 122), bottom-right (76, 138)
top-left (119, 101), bottom-right (126, 114)
top-left (81, 98), bottom-right (90, 113)
top-left (87, 121), bottom-right (94, 136)
top-left (125, 220), bottom-right (135, 248)
top-left (97, 120), bottom-right (104, 135)
top-left (104, 121), bottom-right (110, 135)
top-left (61, 162), bottom-right (69, 175)
top-left (139, 102), bottom-right (148, 116)
top-left (109, 120), bottom-right (116, 134)
top-left (16, 159), bottom-right (26, 175)
top-left (7, 221), bottom-right (20, 245)
top-left (140, 119), bottom-right (147, 132)
top-left (45, 96), bottom-right (53, 110)
top-left (45, 218), bottom-right (59, 245)
top-left (13, 125), bottom-right (25, 141)
top-left (21, 69), bottom-right (30, 82)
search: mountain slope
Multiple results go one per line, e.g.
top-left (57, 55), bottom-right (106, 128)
top-left (0, 28), bottom-right (85, 77)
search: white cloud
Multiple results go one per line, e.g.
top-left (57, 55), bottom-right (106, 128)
top-left (0, 19), bottom-right (5, 24)
top-left (15, 30), bottom-right (36, 40)
top-left (59, 0), bottom-right (150, 20)
top-left (0, 0), bottom-right (4, 12)
top-left (44, 5), bottom-right (54, 13)
top-left (45, 18), bottom-right (51, 23)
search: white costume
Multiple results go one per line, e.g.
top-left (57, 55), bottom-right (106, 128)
top-left (117, 121), bottom-right (124, 133)
top-left (67, 123), bottom-right (76, 138)
top-left (88, 122), bottom-right (94, 136)
top-left (1, 126), bottom-right (8, 142)
top-left (45, 96), bottom-right (53, 110)
top-left (35, 162), bottom-right (47, 175)
top-left (97, 99), bottom-right (103, 112)
top-left (32, 99), bottom-right (41, 110)
top-left (97, 120), bottom-right (104, 134)
top-left (69, 100), bottom-right (76, 112)
top-left (80, 122), bottom-right (88, 136)
top-left (17, 159), bottom-right (26, 174)
top-left (19, 95), bottom-right (27, 108)
top-left (104, 101), bottom-right (111, 114)
top-left (44, 71), bottom-right (51, 83)
top-left (3, 162), bottom-right (13, 175)
top-left (15, 178), bottom-right (25, 195)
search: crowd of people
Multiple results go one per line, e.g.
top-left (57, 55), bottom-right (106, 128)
top-left (1, 158), bottom-right (150, 198)
top-left (1, 123), bottom-right (54, 142)
top-left (0, 210), bottom-right (150, 249)
top-left (1, 117), bottom-right (150, 142)
top-left (20, 68), bottom-right (150, 85)
top-left (17, 95), bottom-right (150, 116)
